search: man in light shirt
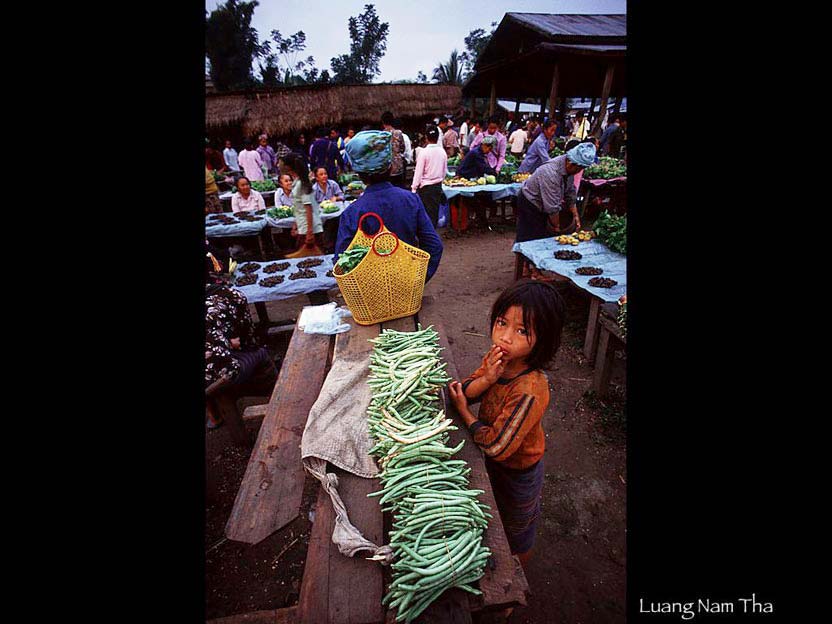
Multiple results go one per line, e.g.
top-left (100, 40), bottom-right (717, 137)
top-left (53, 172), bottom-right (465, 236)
top-left (411, 125), bottom-right (448, 227)
top-left (508, 125), bottom-right (528, 158)
top-left (238, 140), bottom-right (265, 181)
top-left (458, 114), bottom-right (470, 152)
top-left (223, 140), bottom-right (239, 172)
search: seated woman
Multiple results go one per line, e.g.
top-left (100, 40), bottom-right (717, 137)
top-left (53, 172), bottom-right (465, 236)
top-left (274, 173), bottom-right (295, 207)
top-left (231, 176), bottom-right (266, 213)
top-left (313, 167), bottom-right (345, 204)
top-left (204, 248), bottom-right (276, 429)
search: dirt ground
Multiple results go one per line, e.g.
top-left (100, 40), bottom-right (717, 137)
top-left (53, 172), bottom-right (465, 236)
top-left (206, 222), bottom-right (627, 623)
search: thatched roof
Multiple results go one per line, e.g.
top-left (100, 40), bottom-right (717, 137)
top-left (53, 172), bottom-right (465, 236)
top-left (205, 84), bottom-right (462, 137)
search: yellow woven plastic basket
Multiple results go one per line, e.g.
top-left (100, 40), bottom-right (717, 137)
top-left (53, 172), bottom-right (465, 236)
top-left (334, 212), bottom-right (430, 325)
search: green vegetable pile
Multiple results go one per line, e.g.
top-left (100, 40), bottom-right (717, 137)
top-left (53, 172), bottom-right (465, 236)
top-left (504, 154), bottom-right (518, 166)
top-left (617, 299), bottom-right (627, 338)
top-left (447, 155), bottom-right (461, 167)
top-left (497, 162), bottom-right (518, 183)
top-left (548, 146), bottom-right (564, 158)
top-left (336, 246), bottom-right (370, 274)
top-left (250, 179), bottom-right (277, 192)
top-left (266, 206), bottom-right (293, 219)
top-left (339, 172), bottom-right (360, 187)
top-left (211, 171), bottom-right (226, 183)
top-left (367, 326), bottom-right (492, 623)
top-left (584, 156), bottom-right (627, 180)
top-left (592, 210), bottom-right (627, 255)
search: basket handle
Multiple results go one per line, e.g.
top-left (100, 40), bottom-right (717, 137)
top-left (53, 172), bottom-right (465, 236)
top-left (357, 211), bottom-right (385, 237)
top-left (371, 230), bottom-right (400, 257)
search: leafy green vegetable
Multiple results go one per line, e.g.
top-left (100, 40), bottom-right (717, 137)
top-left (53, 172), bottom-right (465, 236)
top-left (267, 206), bottom-right (293, 219)
top-left (584, 157), bottom-right (626, 180)
top-left (250, 179), bottom-right (277, 192)
top-left (336, 246), bottom-right (370, 273)
top-left (592, 210), bottom-right (626, 254)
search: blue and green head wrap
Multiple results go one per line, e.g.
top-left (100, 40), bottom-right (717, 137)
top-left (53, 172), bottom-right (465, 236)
top-left (344, 130), bottom-right (393, 174)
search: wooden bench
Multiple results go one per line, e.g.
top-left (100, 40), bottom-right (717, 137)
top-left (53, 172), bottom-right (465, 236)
top-left (592, 303), bottom-right (626, 398)
top-left (224, 324), bottom-right (333, 544)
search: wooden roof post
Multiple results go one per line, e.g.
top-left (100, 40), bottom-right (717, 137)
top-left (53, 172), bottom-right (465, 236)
top-left (591, 63), bottom-right (616, 136)
top-left (489, 80), bottom-right (496, 117)
top-left (548, 62), bottom-right (560, 124)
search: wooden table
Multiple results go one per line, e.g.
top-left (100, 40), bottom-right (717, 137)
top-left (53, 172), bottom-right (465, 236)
top-left (220, 298), bottom-right (528, 623)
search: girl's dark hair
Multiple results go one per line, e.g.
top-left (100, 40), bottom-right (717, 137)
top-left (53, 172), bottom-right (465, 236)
top-left (283, 153), bottom-right (312, 194)
top-left (243, 140), bottom-right (253, 150)
top-left (490, 279), bottom-right (566, 369)
top-left (564, 139), bottom-right (581, 151)
top-left (235, 176), bottom-right (250, 187)
top-left (425, 125), bottom-right (439, 141)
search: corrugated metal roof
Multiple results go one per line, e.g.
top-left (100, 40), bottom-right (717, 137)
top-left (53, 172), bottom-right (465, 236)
top-left (507, 13), bottom-right (626, 39)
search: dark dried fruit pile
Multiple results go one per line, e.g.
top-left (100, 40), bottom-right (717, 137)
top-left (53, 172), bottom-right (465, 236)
top-left (588, 277), bottom-right (618, 288)
top-left (325, 269), bottom-right (334, 277)
top-left (239, 262), bottom-right (261, 274)
top-left (576, 267), bottom-right (603, 275)
top-left (263, 262), bottom-right (290, 273)
top-left (259, 275), bottom-right (285, 287)
top-left (297, 258), bottom-right (324, 269)
top-left (254, 209), bottom-right (267, 216)
top-left (208, 214), bottom-right (226, 221)
top-left (235, 274), bottom-right (257, 287)
top-left (554, 250), bottom-right (582, 260)
top-left (289, 268), bottom-right (317, 280)
top-left (212, 217), bottom-right (239, 225)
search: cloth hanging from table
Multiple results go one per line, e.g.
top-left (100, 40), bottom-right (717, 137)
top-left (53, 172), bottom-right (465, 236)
top-left (301, 343), bottom-right (394, 563)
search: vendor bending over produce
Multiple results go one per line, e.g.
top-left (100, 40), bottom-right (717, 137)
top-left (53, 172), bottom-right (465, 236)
top-left (515, 141), bottom-right (596, 243)
top-left (448, 280), bottom-right (565, 569)
top-left (335, 130), bottom-right (443, 281)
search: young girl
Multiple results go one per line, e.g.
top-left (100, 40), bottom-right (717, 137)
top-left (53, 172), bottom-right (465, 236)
top-left (448, 279), bottom-right (565, 568)
top-left (281, 153), bottom-right (324, 257)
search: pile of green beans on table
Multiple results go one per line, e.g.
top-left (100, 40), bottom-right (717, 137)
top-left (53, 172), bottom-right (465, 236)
top-left (366, 325), bottom-right (492, 623)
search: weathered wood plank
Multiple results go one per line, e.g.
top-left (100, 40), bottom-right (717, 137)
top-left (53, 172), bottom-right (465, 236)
top-left (242, 404), bottom-right (269, 421)
top-left (207, 606), bottom-right (297, 624)
top-left (225, 323), bottom-right (333, 544)
top-left (298, 485), bottom-right (335, 623)
top-left (380, 316), bottom-right (417, 333)
top-left (327, 468), bottom-right (385, 624)
top-left (417, 301), bottom-right (530, 611)
top-left (583, 296), bottom-right (602, 364)
top-left (299, 316), bottom-right (385, 624)
top-left (592, 324), bottom-right (616, 398)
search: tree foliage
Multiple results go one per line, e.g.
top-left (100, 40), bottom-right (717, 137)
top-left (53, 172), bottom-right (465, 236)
top-left (330, 4), bottom-right (390, 84)
top-left (205, 0), bottom-right (267, 91)
top-left (432, 50), bottom-right (464, 86)
top-left (459, 22), bottom-right (497, 78)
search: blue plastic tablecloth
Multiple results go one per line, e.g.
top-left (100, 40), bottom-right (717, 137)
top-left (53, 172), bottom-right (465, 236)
top-left (442, 183), bottom-right (521, 201)
top-left (230, 255), bottom-right (337, 303)
top-left (205, 213), bottom-right (269, 237)
top-left (512, 238), bottom-right (626, 303)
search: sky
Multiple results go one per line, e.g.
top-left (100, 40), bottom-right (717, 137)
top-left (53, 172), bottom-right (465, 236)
top-left (206, 0), bottom-right (627, 83)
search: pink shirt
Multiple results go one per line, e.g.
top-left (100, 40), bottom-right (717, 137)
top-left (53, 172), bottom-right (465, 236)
top-left (231, 189), bottom-right (265, 213)
top-left (238, 149), bottom-right (264, 181)
top-left (411, 144), bottom-right (448, 192)
top-left (573, 169), bottom-right (583, 191)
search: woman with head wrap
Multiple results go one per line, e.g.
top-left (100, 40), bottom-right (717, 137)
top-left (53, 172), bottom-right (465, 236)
top-left (515, 142), bottom-right (596, 244)
top-left (335, 130), bottom-right (444, 281)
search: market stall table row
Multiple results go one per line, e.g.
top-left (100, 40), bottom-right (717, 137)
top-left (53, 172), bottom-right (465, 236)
top-left (512, 237), bottom-right (626, 364)
top-left (441, 181), bottom-right (522, 202)
top-left (579, 176), bottom-right (627, 219)
top-left (224, 297), bottom-right (529, 623)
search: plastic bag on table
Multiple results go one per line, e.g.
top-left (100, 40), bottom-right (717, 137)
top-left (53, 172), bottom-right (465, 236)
top-left (298, 302), bottom-right (352, 335)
